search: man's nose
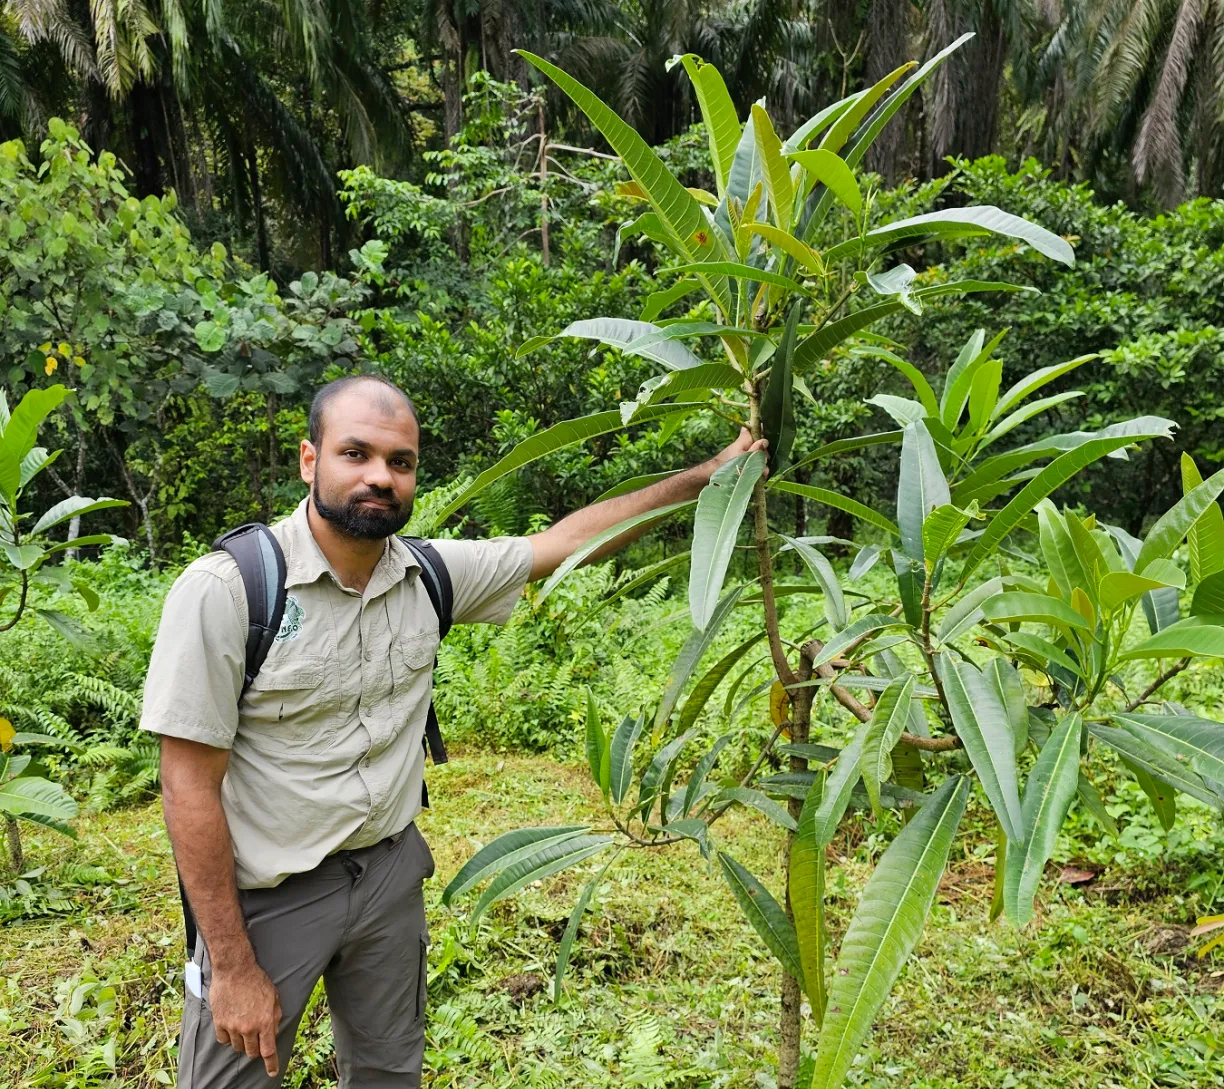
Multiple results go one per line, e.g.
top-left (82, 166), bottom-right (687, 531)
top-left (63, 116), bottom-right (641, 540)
top-left (363, 459), bottom-right (395, 489)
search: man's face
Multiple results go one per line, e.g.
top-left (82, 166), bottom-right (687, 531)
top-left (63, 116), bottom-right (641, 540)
top-left (301, 386), bottom-right (420, 541)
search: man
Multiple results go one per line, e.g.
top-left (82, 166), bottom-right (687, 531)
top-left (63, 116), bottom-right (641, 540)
top-left (141, 373), bottom-right (764, 1087)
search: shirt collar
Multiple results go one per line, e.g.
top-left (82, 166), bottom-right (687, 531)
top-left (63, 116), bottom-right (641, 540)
top-left (282, 498), bottom-right (421, 595)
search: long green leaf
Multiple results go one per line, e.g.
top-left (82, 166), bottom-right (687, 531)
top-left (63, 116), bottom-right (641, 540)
top-left (788, 149), bottom-right (861, 215)
top-left (628, 364), bottom-right (745, 420)
top-left (1135, 464), bottom-right (1224, 574)
top-left (554, 849), bottom-right (620, 1001)
top-left (714, 786), bottom-right (798, 831)
top-left (897, 420), bottom-right (951, 566)
top-left (841, 34), bottom-right (972, 169)
top-left (936, 576), bottom-right (1004, 644)
top-left (780, 534), bottom-right (847, 630)
top-left (663, 261), bottom-right (808, 293)
top-left (718, 852), bottom-right (804, 983)
top-left (429, 403), bottom-right (698, 528)
top-left (791, 771), bottom-right (828, 1020)
top-left (443, 826), bottom-right (590, 904)
top-left (807, 726), bottom-right (869, 845)
top-left (640, 278), bottom-right (703, 321)
top-left (783, 91), bottom-right (865, 154)
top-left (546, 317), bottom-right (705, 370)
top-left (1113, 712), bottom-right (1224, 784)
top-left (683, 733), bottom-right (734, 817)
top-left (922, 504), bottom-right (973, 571)
top-left (1125, 757), bottom-right (1177, 829)
top-left (860, 674), bottom-right (916, 818)
top-left (1089, 723), bottom-right (1222, 807)
top-left (825, 207), bottom-right (1075, 265)
top-left (770, 480), bottom-right (898, 536)
top-left (0, 385), bottom-right (69, 504)
top-left (1182, 454), bottom-right (1224, 582)
top-left (960, 417), bottom-right (1176, 581)
top-left (679, 55), bottom-right (740, 196)
top-left (0, 773), bottom-right (78, 821)
top-left (472, 835), bottom-right (615, 923)
top-left (1004, 715), bottom-right (1082, 925)
top-left (517, 51), bottom-right (729, 312)
top-left (981, 592), bottom-right (1094, 632)
top-left (690, 452), bottom-right (765, 630)
top-left (752, 104), bottom-right (793, 229)
top-left (677, 633), bottom-right (766, 733)
top-left (585, 689), bottom-right (606, 792)
top-left (1077, 773), bottom-right (1119, 838)
top-left (810, 776), bottom-right (969, 1089)
top-left (31, 496), bottom-right (126, 536)
top-left (656, 586), bottom-right (745, 734)
top-left (609, 713), bottom-right (646, 805)
top-left (984, 659), bottom-right (1029, 755)
top-left (792, 282), bottom-right (1037, 370)
top-left (780, 430), bottom-right (901, 480)
top-left (937, 656), bottom-right (1023, 841)
top-left (1119, 616), bottom-right (1224, 660)
top-left (940, 329), bottom-right (1005, 431)
top-left (810, 615), bottom-right (908, 668)
top-left (579, 552), bottom-right (689, 626)
top-left (993, 354), bottom-right (1096, 421)
top-left (637, 730), bottom-right (695, 821)
top-left (761, 301), bottom-right (801, 471)
top-left (536, 501), bottom-right (695, 604)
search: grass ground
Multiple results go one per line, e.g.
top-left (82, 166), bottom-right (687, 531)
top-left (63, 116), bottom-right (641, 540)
top-left (2, 748), bottom-right (1223, 1089)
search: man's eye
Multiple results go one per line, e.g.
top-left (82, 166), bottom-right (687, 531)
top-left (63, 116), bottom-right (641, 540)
top-left (344, 450), bottom-right (364, 459)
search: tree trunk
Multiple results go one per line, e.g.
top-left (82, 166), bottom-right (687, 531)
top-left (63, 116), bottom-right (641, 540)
top-left (5, 816), bottom-right (22, 874)
top-left (65, 428), bottom-right (88, 560)
top-left (244, 128), bottom-right (270, 272)
top-left (266, 392), bottom-right (279, 518)
top-left (538, 101), bottom-right (550, 266)
top-left (864, 0), bottom-right (914, 183)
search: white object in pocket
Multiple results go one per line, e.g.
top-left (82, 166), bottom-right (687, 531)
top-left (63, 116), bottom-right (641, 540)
top-left (185, 960), bottom-right (203, 998)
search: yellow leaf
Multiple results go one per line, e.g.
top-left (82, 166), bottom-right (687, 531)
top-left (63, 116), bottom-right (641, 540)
top-left (57, 342), bottom-right (70, 356)
top-left (73, 356), bottom-right (86, 367)
top-left (770, 681), bottom-right (791, 727)
top-left (0, 717), bottom-right (13, 751)
top-left (45, 356), bottom-right (58, 375)
top-left (38, 342), bottom-right (51, 354)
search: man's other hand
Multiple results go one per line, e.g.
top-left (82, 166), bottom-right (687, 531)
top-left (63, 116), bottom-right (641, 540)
top-left (209, 959), bottom-right (282, 1077)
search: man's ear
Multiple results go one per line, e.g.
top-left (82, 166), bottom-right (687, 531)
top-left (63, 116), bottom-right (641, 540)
top-left (300, 439), bottom-right (317, 485)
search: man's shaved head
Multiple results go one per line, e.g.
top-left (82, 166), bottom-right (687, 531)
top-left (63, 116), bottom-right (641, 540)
top-left (308, 375), bottom-right (419, 447)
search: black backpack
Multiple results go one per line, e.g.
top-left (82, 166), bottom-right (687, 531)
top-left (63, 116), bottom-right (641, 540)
top-left (179, 522), bottom-right (453, 958)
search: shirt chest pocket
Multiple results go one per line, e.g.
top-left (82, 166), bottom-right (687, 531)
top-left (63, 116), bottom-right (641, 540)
top-left (388, 629), bottom-right (440, 725)
top-left (242, 654), bottom-right (335, 751)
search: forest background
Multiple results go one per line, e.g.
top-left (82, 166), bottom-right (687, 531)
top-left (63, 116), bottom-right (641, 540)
top-left (4, 2), bottom-right (1224, 1087)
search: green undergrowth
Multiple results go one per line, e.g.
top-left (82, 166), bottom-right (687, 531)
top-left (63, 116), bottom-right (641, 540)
top-left (2, 751), bottom-right (1222, 1088)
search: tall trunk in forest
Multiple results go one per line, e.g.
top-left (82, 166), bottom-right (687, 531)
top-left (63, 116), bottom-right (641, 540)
top-left (864, 0), bottom-right (914, 183)
top-left (244, 127), bottom-right (270, 271)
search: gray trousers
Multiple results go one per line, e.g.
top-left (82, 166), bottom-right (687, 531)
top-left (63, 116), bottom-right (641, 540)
top-left (178, 823), bottom-right (434, 1088)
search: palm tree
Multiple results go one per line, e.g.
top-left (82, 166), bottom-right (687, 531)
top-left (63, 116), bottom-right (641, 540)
top-left (2, 0), bottom-right (417, 266)
top-left (1036, 0), bottom-right (1224, 205)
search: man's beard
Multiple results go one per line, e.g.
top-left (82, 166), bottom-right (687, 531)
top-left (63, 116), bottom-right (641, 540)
top-left (312, 477), bottom-right (413, 540)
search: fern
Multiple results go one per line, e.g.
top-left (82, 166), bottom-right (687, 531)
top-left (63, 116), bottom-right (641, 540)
top-left (67, 674), bottom-right (142, 724)
top-left (426, 1002), bottom-right (499, 1064)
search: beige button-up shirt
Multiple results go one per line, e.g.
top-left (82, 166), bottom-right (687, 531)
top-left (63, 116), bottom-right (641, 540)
top-left (140, 499), bottom-right (533, 888)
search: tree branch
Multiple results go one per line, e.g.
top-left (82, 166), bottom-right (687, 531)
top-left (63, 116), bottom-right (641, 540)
top-left (1125, 658), bottom-right (1191, 712)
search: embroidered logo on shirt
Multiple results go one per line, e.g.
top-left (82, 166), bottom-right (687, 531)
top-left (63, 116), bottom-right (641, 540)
top-left (275, 595), bottom-right (305, 642)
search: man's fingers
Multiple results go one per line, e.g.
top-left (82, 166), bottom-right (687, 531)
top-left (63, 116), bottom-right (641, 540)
top-left (244, 1032), bottom-right (263, 1059)
top-left (215, 1026), bottom-right (232, 1047)
top-left (260, 1027), bottom-right (279, 1078)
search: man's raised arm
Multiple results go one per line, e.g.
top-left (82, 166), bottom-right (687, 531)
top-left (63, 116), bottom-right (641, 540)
top-left (528, 428), bottom-right (767, 582)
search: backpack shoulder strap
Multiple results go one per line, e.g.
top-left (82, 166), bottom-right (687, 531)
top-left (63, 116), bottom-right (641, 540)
top-left (213, 523), bottom-right (287, 697)
top-left (400, 537), bottom-right (453, 639)
top-left (399, 537), bottom-right (452, 771)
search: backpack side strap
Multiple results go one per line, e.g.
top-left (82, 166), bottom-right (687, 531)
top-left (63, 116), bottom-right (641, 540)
top-left (213, 523), bottom-right (287, 698)
top-left (400, 537), bottom-right (453, 768)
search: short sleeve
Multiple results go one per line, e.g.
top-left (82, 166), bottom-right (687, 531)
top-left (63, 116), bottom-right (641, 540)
top-left (139, 560), bottom-right (246, 749)
top-left (429, 536), bottom-right (533, 625)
